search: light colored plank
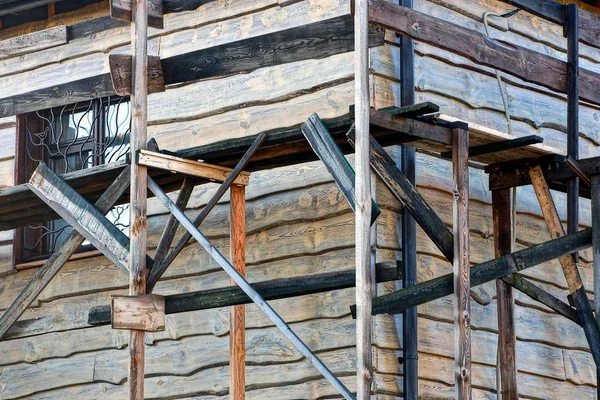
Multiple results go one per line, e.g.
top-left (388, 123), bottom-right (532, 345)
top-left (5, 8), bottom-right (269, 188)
top-left (0, 26), bottom-right (67, 59)
top-left (111, 294), bottom-right (165, 332)
top-left (138, 150), bottom-right (250, 185)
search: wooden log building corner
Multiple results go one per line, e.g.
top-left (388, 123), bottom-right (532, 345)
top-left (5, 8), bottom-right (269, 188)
top-left (0, 0), bottom-right (599, 399)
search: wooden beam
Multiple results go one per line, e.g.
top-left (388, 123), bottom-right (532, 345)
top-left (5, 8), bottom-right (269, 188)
top-left (229, 185), bottom-right (246, 400)
top-left (440, 135), bottom-right (543, 159)
top-left (368, 108), bottom-right (452, 145)
top-left (28, 163), bottom-right (130, 274)
top-left (301, 114), bottom-right (380, 225)
top-left (366, 0), bottom-right (600, 106)
top-left (147, 177), bottom-right (356, 400)
top-left (111, 294), bottom-right (165, 332)
top-left (109, 55), bottom-right (165, 96)
top-left (377, 101), bottom-right (439, 118)
top-left (355, 0), bottom-right (373, 396)
top-left (129, 0), bottom-right (150, 396)
top-left (565, 156), bottom-right (591, 187)
top-left (162, 0), bottom-right (211, 13)
top-left (347, 129), bottom-right (454, 262)
top-left (528, 165), bottom-right (600, 368)
top-left (502, 0), bottom-right (600, 48)
top-left (150, 178), bottom-right (195, 274)
top-left (110, 0), bottom-right (163, 29)
top-left (452, 126), bottom-right (471, 398)
top-left (0, 166), bottom-right (131, 341)
top-left (592, 174), bottom-right (600, 390)
top-left (0, 25), bottom-right (67, 59)
top-left (161, 14), bottom-right (384, 85)
top-left (356, 228), bottom-right (593, 316)
top-left (138, 150), bottom-right (250, 185)
top-left (492, 189), bottom-right (518, 398)
top-left (146, 132), bottom-right (267, 293)
top-left (89, 262), bottom-right (400, 325)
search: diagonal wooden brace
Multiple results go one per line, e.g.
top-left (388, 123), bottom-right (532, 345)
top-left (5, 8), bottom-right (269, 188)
top-left (147, 177), bottom-right (356, 400)
top-left (0, 166), bottom-right (132, 341)
top-left (28, 163), bottom-right (144, 274)
top-left (529, 165), bottom-right (600, 367)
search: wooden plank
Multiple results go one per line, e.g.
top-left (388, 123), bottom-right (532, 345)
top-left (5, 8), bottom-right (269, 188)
top-left (111, 294), bottom-right (165, 332)
top-left (151, 178), bottom-right (195, 272)
top-left (138, 150), bottom-right (250, 185)
top-left (162, 0), bottom-right (211, 13)
top-left (110, 0), bottom-right (164, 29)
top-left (452, 126), bottom-right (471, 398)
top-left (492, 189), bottom-right (517, 398)
top-left (129, 0), bottom-right (150, 396)
top-left (354, 0), bottom-right (373, 397)
top-left (592, 174), bottom-right (600, 366)
top-left (230, 185), bottom-right (246, 400)
top-left (347, 129), bottom-right (454, 262)
top-left (147, 132), bottom-right (267, 292)
top-left (301, 114), bottom-right (380, 224)
top-left (0, 166), bottom-right (131, 341)
top-left (356, 228), bottom-right (592, 316)
top-left (0, 25), bottom-right (67, 59)
top-left (367, 0), bottom-right (600, 106)
top-left (89, 263), bottom-right (399, 325)
top-left (147, 177), bottom-right (356, 399)
top-left (440, 136), bottom-right (543, 159)
top-left (377, 101), bottom-right (439, 118)
top-left (109, 54), bottom-right (165, 96)
top-left (28, 163), bottom-right (130, 274)
top-left (161, 14), bottom-right (385, 85)
top-left (529, 165), bottom-right (600, 369)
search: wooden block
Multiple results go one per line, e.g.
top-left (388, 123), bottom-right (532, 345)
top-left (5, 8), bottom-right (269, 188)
top-left (0, 26), bottom-right (67, 59)
top-left (111, 294), bottom-right (165, 332)
top-left (110, 0), bottom-right (164, 29)
top-left (109, 54), bottom-right (165, 96)
top-left (138, 150), bottom-right (250, 185)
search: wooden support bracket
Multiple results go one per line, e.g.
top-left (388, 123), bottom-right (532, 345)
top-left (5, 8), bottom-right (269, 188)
top-left (112, 294), bottom-right (165, 332)
top-left (109, 54), bottom-right (165, 96)
top-left (111, 0), bottom-right (164, 29)
top-left (138, 150), bottom-right (250, 185)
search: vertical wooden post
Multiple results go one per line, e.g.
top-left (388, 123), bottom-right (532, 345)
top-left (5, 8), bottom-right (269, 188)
top-left (592, 174), bottom-right (600, 396)
top-left (492, 189), bottom-right (518, 398)
top-left (452, 126), bottom-right (470, 399)
top-left (399, 1), bottom-right (418, 397)
top-left (230, 184), bottom-right (246, 399)
top-left (566, 3), bottom-right (579, 261)
top-left (355, 0), bottom-right (373, 398)
top-left (128, 0), bottom-right (149, 399)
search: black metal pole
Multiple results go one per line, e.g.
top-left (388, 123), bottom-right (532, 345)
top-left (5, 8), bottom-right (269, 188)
top-left (400, 0), bottom-right (418, 397)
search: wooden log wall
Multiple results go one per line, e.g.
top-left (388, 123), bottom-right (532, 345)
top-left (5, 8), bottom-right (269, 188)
top-left (0, 0), bottom-right (598, 398)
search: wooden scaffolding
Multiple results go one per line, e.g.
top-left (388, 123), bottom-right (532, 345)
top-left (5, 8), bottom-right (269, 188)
top-left (0, 0), bottom-right (599, 399)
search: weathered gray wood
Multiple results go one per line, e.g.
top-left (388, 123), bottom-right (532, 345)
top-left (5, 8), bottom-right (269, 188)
top-left (355, 228), bottom-right (593, 315)
top-left (147, 132), bottom-right (267, 292)
top-left (151, 178), bottom-right (195, 274)
top-left (452, 126), bottom-right (471, 398)
top-left (89, 262), bottom-right (399, 325)
top-left (111, 0), bottom-right (164, 29)
top-left (0, 166), bottom-right (131, 341)
top-left (301, 115), bottom-right (380, 224)
top-left (109, 54), bottom-right (165, 96)
top-left (367, 0), bottom-right (600, 106)
top-left (147, 177), bottom-right (356, 400)
top-left (355, 0), bottom-right (373, 397)
top-left (492, 189), bottom-right (517, 398)
top-left (440, 136), bottom-right (543, 159)
top-left (129, 0), bottom-right (150, 396)
top-left (28, 163), bottom-right (130, 274)
top-left (593, 174), bottom-right (600, 369)
top-left (529, 165), bottom-right (600, 369)
top-left (347, 129), bottom-right (454, 261)
top-left (0, 26), bottom-right (67, 59)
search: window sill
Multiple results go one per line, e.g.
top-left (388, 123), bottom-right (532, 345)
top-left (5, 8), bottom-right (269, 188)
top-left (16, 249), bottom-right (102, 270)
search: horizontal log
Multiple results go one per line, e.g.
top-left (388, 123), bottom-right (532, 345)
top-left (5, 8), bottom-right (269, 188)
top-left (353, 228), bottom-right (592, 316)
top-left (367, 0), bottom-right (600, 106)
top-left (0, 25), bottom-right (67, 59)
top-left (110, 0), bottom-right (164, 29)
top-left (0, 14), bottom-right (384, 118)
top-left (88, 262), bottom-right (400, 325)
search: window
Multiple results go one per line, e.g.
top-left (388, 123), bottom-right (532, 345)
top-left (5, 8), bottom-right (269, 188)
top-left (14, 97), bottom-right (131, 264)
